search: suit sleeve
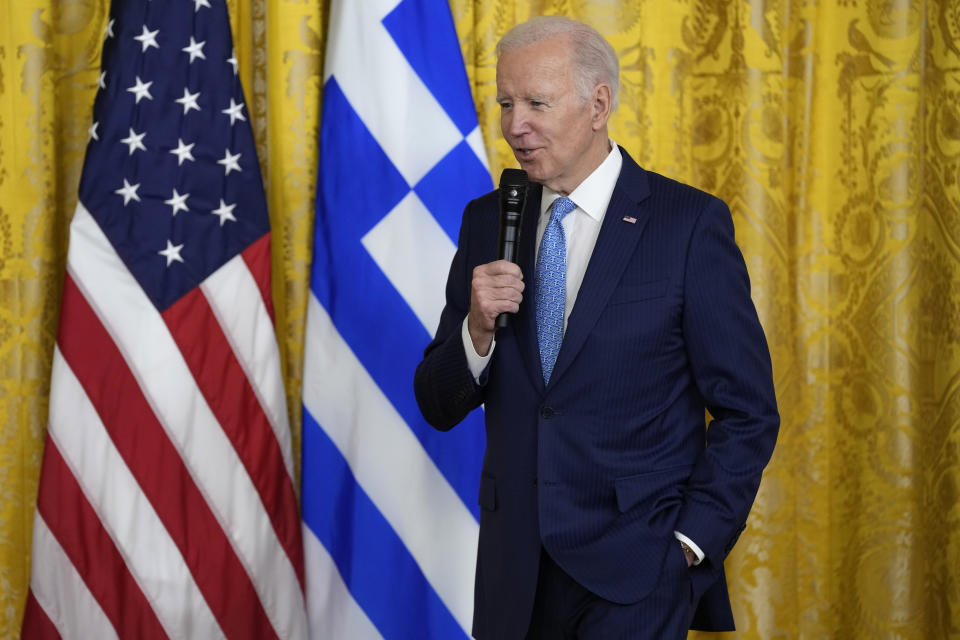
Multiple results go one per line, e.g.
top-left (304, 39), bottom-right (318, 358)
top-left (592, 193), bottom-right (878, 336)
top-left (674, 197), bottom-right (780, 567)
top-left (414, 199), bottom-right (487, 430)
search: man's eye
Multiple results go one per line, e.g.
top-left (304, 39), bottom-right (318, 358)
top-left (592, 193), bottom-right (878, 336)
top-left (499, 102), bottom-right (512, 109)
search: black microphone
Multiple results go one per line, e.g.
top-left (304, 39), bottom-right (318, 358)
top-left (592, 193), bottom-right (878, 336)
top-left (495, 168), bottom-right (528, 329)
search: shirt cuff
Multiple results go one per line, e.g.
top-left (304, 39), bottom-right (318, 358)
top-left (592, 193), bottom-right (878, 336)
top-left (461, 316), bottom-right (494, 382)
top-left (674, 531), bottom-right (705, 566)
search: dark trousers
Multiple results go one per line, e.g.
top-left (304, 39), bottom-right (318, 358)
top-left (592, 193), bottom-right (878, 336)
top-left (525, 547), bottom-right (695, 640)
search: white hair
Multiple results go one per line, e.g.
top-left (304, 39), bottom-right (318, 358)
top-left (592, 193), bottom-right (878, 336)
top-left (496, 15), bottom-right (620, 111)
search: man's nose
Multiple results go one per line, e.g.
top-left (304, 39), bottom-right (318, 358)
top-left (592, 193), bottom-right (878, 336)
top-left (505, 106), bottom-right (530, 137)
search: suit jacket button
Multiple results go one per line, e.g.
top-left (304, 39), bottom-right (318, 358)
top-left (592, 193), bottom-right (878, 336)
top-left (540, 406), bottom-right (554, 419)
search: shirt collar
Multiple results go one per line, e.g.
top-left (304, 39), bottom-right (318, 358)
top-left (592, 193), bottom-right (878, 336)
top-left (540, 140), bottom-right (623, 221)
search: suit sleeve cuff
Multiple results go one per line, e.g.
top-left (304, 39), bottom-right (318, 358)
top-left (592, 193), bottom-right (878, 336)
top-left (674, 531), bottom-right (705, 565)
top-left (462, 317), bottom-right (495, 382)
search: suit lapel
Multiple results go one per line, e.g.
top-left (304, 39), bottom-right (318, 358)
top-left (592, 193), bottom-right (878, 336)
top-left (548, 150), bottom-right (652, 387)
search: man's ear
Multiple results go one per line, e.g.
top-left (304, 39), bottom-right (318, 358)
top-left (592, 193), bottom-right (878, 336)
top-left (591, 83), bottom-right (612, 130)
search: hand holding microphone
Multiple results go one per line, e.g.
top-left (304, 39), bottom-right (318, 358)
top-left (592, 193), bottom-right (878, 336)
top-left (465, 169), bottom-right (528, 356)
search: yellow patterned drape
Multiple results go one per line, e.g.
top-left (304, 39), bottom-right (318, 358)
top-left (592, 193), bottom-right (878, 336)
top-left (1, 1), bottom-right (957, 638)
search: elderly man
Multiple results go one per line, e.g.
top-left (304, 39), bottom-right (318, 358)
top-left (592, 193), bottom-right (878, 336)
top-left (414, 15), bottom-right (779, 640)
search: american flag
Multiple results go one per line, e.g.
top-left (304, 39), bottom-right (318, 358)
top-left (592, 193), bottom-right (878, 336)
top-left (301, 0), bottom-right (492, 637)
top-left (21, 1), bottom-right (307, 638)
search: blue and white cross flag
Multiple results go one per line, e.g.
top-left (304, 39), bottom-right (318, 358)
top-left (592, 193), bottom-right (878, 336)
top-left (301, 0), bottom-right (493, 638)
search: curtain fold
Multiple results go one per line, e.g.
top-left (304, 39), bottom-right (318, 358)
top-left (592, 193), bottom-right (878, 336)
top-left (1, 1), bottom-right (957, 637)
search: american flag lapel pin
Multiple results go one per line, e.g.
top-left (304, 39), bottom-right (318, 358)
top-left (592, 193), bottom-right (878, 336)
top-left (622, 216), bottom-right (637, 224)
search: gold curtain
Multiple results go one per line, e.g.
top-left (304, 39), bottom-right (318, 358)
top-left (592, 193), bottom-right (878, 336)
top-left (1, 1), bottom-right (958, 638)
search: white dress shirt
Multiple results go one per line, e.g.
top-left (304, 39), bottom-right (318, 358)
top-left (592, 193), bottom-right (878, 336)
top-left (458, 141), bottom-right (705, 564)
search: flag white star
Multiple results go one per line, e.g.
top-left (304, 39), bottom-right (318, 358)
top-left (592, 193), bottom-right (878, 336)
top-left (169, 138), bottom-right (196, 165)
top-left (104, 18), bottom-right (115, 39)
top-left (98, 71), bottom-right (106, 89)
top-left (114, 179), bottom-right (141, 206)
top-left (222, 98), bottom-right (246, 125)
top-left (211, 199), bottom-right (237, 226)
top-left (175, 87), bottom-right (201, 114)
top-left (182, 37), bottom-right (206, 63)
top-left (217, 148), bottom-right (242, 175)
top-left (227, 50), bottom-right (238, 75)
top-left (134, 25), bottom-right (160, 52)
top-left (159, 240), bottom-right (185, 266)
top-left (194, 0), bottom-right (211, 11)
top-left (164, 189), bottom-right (190, 216)
top-left (89, 121), bottom-right (99, 141)
top-left (120, 128), bottom-right (147, 155)
top-left (127, 76), bottom-right (154, 103)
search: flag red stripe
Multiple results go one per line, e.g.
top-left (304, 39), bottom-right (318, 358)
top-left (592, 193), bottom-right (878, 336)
top-left (162, 281), bottom-right (305, 589)
top-left (36, 439), bottom-right (169, 639)
top-left (57, 274), bottom-right (278, 640)
top-left (242, 233), bottom-right (275, 321)
top-left (21, 590), bottom-right (62, 640)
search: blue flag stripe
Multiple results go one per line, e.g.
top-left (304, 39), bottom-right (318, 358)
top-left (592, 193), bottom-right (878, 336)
top-left (382, 0), bottom-right (479, 137)
top-left (301, 410), bottom-right (470, 640)
top-left (314, 79), bottom-right (484, 520)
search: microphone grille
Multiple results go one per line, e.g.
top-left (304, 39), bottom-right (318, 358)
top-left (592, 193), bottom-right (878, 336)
top-left (499, 168), bottom-right (528, 188)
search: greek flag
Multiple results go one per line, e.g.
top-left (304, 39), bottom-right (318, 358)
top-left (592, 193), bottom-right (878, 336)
top-left (301, 1), bottom-right (492, 638)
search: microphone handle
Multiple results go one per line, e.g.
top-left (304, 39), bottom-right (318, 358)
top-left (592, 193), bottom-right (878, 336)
top-left (495, 172), bottom-right (527, 331)
top-left (495, 239), bottom-right (519, 329)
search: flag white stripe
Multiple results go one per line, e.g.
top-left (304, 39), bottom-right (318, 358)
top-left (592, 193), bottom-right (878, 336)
top-left (303, 525), bottom-right (383, 640)
top-left (201, 255), bottom-right (295, 479)
top-left (324, 0), bottom-right (462, 186)
top-left (68, 202), bottom-right (306, 640)
top-left (302, 294), bottom-right (478, 633)
top-left (361, 191), bottom-right (457, 337)
top-left (29, 513), bottom-right (120, 640)
top-left (48, 346), bottom-right (224, 640)
top-left (465, 125), bottom-right (490, 169)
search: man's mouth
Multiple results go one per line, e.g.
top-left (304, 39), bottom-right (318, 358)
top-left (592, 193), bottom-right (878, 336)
top-left (516, 148), bottom-right (537, 159)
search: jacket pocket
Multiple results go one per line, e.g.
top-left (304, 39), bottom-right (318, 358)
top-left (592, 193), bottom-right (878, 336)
top-left (608, 279), bottom-right (668, 305)
top-left (613, 464), bottom-right (692, 514)
top-left (478, 474), bottom-right (497, 511)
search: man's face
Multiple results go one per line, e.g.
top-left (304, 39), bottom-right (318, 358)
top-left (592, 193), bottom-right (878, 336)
top-left (496, 36), bottom-right (606, 195)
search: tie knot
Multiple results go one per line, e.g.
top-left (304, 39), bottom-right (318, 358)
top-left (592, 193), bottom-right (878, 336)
top-left (550, 197), bottom-right (576, 223)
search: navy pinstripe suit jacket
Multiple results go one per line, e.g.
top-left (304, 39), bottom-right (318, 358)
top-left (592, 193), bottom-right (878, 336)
top-left (415, 147), bottom-right (779, 640)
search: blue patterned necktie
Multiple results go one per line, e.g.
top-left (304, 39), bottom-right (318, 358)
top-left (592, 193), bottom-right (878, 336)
top-left (536, 196), bottom-right (577, 383)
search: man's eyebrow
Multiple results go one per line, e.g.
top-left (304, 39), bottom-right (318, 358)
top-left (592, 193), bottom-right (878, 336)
top-left (497, 93), bottom-right (551, 103)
